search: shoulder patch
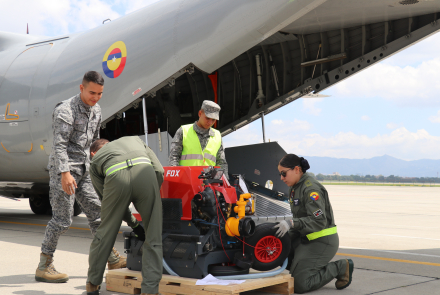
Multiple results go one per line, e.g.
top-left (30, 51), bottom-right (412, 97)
top-left (310, 192), bottom-right (320, 201)
top-left (305, 180), bottom-right (312, 187)
top-left (313, 209), bottom-right (323, 218)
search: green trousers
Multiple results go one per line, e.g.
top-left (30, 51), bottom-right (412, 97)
top-left (87, 164), bottom-right (163, 294)
top-left (288, 232), bottom-right (346, 294)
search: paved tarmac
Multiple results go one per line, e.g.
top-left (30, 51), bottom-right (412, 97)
top-left (0, 185), bottom-right (439, 295)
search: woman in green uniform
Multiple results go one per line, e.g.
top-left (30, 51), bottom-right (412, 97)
top-left (273, 154), bottom-right (354, 293)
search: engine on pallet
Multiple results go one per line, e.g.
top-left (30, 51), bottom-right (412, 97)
top-left (124, 166), bottom-right (290, 279)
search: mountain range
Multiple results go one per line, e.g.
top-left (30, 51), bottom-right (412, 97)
top-left (305, 155), bottom-right (440, 178)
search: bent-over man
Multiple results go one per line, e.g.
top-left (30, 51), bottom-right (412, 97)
top-left (86, 136), bottom-right (164, 295)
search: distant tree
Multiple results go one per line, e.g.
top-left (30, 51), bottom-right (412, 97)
top-left (316, 174), bottom-right (325, 181)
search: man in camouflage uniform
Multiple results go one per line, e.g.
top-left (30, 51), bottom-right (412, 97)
top-left (36, 71), bottom-right (138, 283)
top-left (168, 100), bottom-right (228, 175)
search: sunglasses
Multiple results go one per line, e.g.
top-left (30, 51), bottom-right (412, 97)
top-left (279, 168), bottom-right (292, 177)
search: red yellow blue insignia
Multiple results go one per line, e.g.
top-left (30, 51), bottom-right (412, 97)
top-left (310, 192), bottom-right (319, 201)
top-left (102, 41), bottom-right (127, 78)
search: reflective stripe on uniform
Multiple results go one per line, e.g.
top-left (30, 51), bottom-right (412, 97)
top-left (203, 153), bottom-right (216, 163)
top-left (105, 157), bottom-right (151, 176)
top-left (180, 154), bottom-right (204, 161)
top-left (306, 226), bottom-right (337, 241)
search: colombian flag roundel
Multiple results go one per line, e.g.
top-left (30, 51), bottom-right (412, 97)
top-left (310, 192), bottom-right (320, 201)
top-left (102, 41), bottom-right (127, 78)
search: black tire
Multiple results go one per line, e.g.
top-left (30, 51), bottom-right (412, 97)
top-left (245, 222), bottom-right (290, 271)
top-left (29, 195), bottom-right (51, 215)
top-left (73, 200), bottom-right (82, 216)
top-left (208, 265), bottom-right (249, 276)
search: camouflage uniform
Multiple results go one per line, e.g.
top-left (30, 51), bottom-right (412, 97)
top-left (168, 121), bottom-right (228, 174)
top-left (42, 94), bottom-right (137, 258)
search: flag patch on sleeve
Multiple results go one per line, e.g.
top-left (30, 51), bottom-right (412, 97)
top-left (310, 192), bottom-right (320, 201)
top-left (313, 209), bottom-right (323, 218)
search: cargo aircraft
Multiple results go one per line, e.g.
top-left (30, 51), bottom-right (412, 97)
top-left (1, 0), bottom-right (440, 214)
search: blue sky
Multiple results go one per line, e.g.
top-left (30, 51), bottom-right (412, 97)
top-left (1, 0), bottom-right (439, 160)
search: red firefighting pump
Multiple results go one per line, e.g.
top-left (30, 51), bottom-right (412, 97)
top-left (124, 166), bottom-right (290, 278)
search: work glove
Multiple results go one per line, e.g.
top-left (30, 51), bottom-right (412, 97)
top-left (132, 222), bottom-right (145, 241)
top-left (273, 220), bottom-right (293, 238)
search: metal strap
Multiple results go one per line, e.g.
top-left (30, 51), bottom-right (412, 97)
top-left (180, 154), bottom-right (204, 161)
top-left (306, 226), bottom-right (337, 241)
top-left (105, 157), bottom-right (151, 176)
top-left (204, 153), bottom-right (216, 163)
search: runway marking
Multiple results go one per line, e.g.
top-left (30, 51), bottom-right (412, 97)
top-left (0, 220), bottom-right (122, 233)
top-left (336, 253), bottom-right (440, 267)
top-left (371, 234), bottom-right (440, 241)
top-left (340, 246), bottom-right (440, 258)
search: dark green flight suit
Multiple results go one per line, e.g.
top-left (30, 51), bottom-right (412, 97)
top-left (87, 136), bottom-right (164, 294)
top-left (287, 173), bottom-right (346, 294)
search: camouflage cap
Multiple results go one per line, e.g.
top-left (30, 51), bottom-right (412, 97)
top-left (201, 100), bottom-right (221, 120)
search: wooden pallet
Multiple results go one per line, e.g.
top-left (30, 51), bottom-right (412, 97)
top-left (106, 268), bottom-right (294, 295)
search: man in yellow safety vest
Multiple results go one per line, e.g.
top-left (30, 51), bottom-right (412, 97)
top-left (169, 100), bottom-right (228, 175)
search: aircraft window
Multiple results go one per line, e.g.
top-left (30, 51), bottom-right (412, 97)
top-left (357, 64), bottom-right (361, 68)
top-left (345, 70), bottom-right (349, 75)
top-left (351, 67), bottom-right (355, 71)
top-left (335, 75), bottom-right (340, 80)
top-left (380, 53), bottom-right (384, 57)
top-left (367, 59), bottom-right (371, 63)
top-left (373, 56), bottom-right (377, 60)
top-left (315, 84), bottom-right (320, 90)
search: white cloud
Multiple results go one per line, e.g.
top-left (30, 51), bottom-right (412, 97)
top-left (361, 115), bottom-right (370, 121)
top-left (301, 97), bottom-right (323, 116)
top-left (274, 127), bottom-right (440, 160)
top-left (270, 119), bottom-right (312, 135)
top-left (429, 110), bottom-right (440, 123)
top-left (223, 126), bottom-right (261, 148)
top-left (382, 32), bottom-right (440, 68)
top-left (0, 0), bottom-right (121, 36)
top-left (386, 123), bottom-right (399, 129)
top-left (0, 0), bottom-right (159, 37)
top-left (224, 122), bottom-right (440, 160)
top-left (334, 58), bottom-right (440, 108)
top-left (224, 119), bottom-right (312, 148)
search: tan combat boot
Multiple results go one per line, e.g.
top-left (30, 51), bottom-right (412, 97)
top-left (335, 259), bottom-right (354, 290)
top-left (35, 253), bottom-right (69, 283)
top-left (86, 281), bottom-right (100, 295)
top-left (107, 247), bottom-right (127, 270)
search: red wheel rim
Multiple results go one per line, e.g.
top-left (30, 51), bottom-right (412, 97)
top-left (254, 235), bottom-right (282, 263)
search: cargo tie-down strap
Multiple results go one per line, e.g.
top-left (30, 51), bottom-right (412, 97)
top-left (105, 157), bottom-right (151, 176)
top-left (306, 226), bottom-right (337, 241)
top-left (180, 153), bottom-right (216, 162)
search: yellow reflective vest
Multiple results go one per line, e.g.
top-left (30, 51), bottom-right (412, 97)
top-left (179, 124), bottom-right (222, 166)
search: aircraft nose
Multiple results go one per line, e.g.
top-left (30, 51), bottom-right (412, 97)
top-left (174, 0), bottom-right (328, 72)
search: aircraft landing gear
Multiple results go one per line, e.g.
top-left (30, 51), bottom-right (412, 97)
top-left (29, 195), bottom-right (51, 215)
top-left (29, 195), bottom-right (82, 216)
